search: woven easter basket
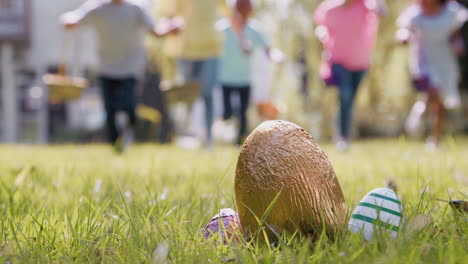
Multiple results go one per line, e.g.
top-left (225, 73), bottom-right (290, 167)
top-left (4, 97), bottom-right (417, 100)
top-left (44, 31), bottom-right (89, 102)
top-left (43, 73), bottom-right (89, 101)
top-left (161, 80), bottom-right (201, 105)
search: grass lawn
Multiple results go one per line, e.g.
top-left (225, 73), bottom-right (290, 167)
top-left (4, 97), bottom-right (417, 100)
top-left (0, 138), bottom-right (467, 263)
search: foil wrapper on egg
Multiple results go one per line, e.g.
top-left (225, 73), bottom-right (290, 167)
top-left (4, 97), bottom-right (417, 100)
top-left (235, 120), bottom-right (347, 240)
top-left (348, 188), bottom-right (402, 241)
top-left (203, 208), bottom-right (242, 243)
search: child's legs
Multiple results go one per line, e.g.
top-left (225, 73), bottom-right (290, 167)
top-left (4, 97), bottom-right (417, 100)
top-left (222, 85), bottom-right (233, 120)
top-left (99, 76), bottom-right (119, 144)
top-left (427, 89), bottom-right (445, 141)
top-left (177, 58), bottom-right (218, 142)
top-left (351, 70), bottom-right (366, 102)
top-left (238, 85), bottom-right (251, 144)
top-left (332, 64), bottom-right (354, 139)
top-left (198, 58), bottom-right (218, 142)
top-left (118, 77), bottom-right (137, 127)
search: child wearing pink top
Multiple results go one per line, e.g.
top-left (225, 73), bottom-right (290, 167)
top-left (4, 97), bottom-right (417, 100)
top-left (314, 0), bottom-right (387, 150)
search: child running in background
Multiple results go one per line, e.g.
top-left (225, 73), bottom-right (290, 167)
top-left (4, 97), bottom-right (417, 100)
top-left (61, 0), bottom-right (179, 152)
top-left (398, 0), bottom-right (468, 148)
top-left (218, 0), bottom-right (283, 145)
top-left (314, 0), bottom-right (387, 151)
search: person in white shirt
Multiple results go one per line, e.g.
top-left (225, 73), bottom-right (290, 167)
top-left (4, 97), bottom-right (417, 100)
top-left (398, 0), bottom-right (468, 147)
top-left (61, 0), bottom-right (179, 151)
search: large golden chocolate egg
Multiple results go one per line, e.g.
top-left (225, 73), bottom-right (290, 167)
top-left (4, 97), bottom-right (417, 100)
top-left (235, 121), bottom-right (346, 239)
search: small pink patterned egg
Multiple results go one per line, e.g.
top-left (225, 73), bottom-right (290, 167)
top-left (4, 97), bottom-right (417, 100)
top-left (203, 208), bottom-right (242, 243)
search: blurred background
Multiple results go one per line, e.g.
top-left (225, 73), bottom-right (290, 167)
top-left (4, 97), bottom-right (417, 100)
top-left (0, 0), bottom-right (467, 145)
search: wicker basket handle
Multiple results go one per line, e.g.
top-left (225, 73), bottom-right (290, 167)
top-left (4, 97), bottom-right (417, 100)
top-left (58, 30), bottom-right (71, 76)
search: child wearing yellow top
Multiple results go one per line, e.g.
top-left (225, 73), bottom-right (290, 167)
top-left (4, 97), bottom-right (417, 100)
top-left (159, 0), bottom-right (225, 147)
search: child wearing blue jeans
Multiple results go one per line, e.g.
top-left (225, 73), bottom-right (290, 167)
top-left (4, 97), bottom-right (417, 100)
top-left (218, 0), bottom-right (283, 145)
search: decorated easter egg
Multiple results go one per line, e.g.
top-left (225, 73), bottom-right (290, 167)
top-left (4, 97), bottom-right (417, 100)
top-left (203, 208), bottom-right (241, 243)
top-left (348, 188), bottom-right (402, 241)
top-left (235, 120), bottom-right (347, 239)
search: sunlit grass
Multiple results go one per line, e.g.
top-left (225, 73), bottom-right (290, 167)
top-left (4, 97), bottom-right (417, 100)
top-left (0, 138), bottom-right (467, 263)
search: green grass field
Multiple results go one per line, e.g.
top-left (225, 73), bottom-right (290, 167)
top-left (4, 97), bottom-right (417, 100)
top-left (0, 139), bottom-right (467, 263)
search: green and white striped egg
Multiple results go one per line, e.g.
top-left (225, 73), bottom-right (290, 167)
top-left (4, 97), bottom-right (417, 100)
top-left (348, 188), bottom-right (402, 241)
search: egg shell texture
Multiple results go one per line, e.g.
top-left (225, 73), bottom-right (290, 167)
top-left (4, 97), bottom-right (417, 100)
top-left (235, 120), bottom-right (347, 238)
top-left (348, 188), bottom-right (402, 241)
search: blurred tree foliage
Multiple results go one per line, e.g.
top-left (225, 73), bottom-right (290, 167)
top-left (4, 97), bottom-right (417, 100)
top-left (146, 0), bottom-right (416, 140)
